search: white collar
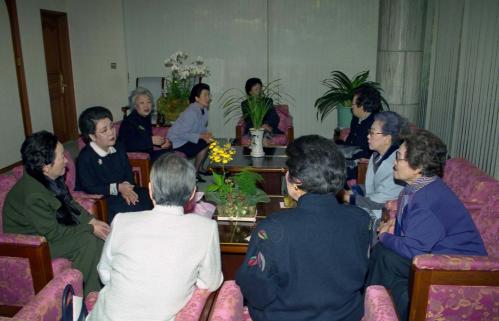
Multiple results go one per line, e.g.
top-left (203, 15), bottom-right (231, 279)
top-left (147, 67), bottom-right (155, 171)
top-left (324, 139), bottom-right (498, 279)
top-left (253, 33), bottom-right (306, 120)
top-left (90, 142), bottom-right (116, 157)
top-left (152, 204), bottom-right (184, 216)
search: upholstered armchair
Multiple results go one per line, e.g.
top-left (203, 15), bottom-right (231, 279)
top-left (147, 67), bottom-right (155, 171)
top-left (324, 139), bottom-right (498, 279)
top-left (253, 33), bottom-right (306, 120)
top-left (3, 268), bottom-right (83, 321)
top-left (381, 158), bottom-right (499, 321)
top-left (84, 287), bottom-right (217, 321)
top-left (0, 233), bottom-right (71, 317)
top-left (362, 285), bottom-right (399, 321)
top-left (208, 281), bottom-right (245, 321)
top-left (236, 105), bottom-right (294, 146)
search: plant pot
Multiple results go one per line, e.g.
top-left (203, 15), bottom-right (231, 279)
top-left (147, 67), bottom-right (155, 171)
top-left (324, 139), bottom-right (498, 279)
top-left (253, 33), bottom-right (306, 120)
top-left (249, 128), bottom-right (265, 158)
top-left (157, 96), bottom-right (189, 123)
top-left (337, 105), bottom-right (353, 129)
top-left (217, 203), bottom-right (257, 222)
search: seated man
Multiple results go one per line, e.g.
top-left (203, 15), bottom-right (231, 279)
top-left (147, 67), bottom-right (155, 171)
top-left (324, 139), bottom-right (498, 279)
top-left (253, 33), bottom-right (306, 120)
top-left (76, 106), bottom-right (153, 223)
top-left (87, 154), bottom-right (223, 321)
top-left (366, 129), bottom-right (487, 321)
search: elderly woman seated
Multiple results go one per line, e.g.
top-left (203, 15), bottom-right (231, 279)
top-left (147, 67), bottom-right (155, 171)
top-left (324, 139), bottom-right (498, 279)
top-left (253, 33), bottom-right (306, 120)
top-left (3, 131), bottom-right (108, 295)
top-left (118, 87), bottom-right (171, 161)
top-left (87, 154), bottom-right (223, 321)
top-left (343, 111), bottom-right (409, 220)
top-left (76, 106), bottom-right (153, 223)
top-left (366, 129), bottom-right (487, 321)
top-left (236, 135), bottom-right (370, 321)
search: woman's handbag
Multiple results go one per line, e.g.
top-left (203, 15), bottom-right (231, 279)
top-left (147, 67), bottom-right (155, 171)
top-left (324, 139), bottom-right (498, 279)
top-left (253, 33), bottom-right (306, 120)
top-left (61, 284), bottom-right (88, 321)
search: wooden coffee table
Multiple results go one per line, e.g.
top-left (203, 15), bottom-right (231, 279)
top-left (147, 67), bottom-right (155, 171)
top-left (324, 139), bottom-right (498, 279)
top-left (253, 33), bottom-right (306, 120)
top-left (210, 146), bottom-right (288, 195)
top-left (217, 195), bottom-right (285, 279)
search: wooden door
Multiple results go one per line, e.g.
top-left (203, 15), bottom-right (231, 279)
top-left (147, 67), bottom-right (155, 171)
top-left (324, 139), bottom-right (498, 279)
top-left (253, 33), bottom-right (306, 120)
top-left (41, 10), bottom-right (77, 142)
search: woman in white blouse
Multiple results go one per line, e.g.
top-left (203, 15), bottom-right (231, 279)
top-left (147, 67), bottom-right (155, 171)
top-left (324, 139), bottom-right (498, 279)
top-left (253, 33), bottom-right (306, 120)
top-left (87, 154), bottom-right (223, 321)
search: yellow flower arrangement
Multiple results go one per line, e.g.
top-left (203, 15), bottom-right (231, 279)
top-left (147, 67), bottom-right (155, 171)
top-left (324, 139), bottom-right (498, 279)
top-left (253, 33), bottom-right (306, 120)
top-left (208, 140), bottom-right (236, 165)
top-left (205, 140), bottom-right (269, 214)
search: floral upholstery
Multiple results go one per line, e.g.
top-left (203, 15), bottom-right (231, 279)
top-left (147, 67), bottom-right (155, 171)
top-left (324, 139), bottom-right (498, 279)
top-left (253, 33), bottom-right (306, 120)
top-left (426, 285), bottom-right (498, 321)
top-left (361, 285), bottom-right (399, 321)
top-left (84, 291), bottom-right (99, 312)
top-left (239, 105), bottom-right (293, 146)
top-left (414, 254), bottom-right (499, 271)
top-left (209, 281), bottom-right (244, 321)
top-left (242, 306), bottom-right (253, 321)
top-left (0, 256), bottom-right (34, 307)
top-left (0, 172), bottom-right (72, 312)
top-left (12, 269), bottom-right (83, 321)
top-left (84, 287), bottom-right (212, 320)
top-left (175, 288), bottom-right (212, 321)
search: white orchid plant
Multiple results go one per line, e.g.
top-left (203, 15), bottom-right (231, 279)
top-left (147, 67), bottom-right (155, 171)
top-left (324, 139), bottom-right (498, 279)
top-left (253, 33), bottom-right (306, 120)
top-left (164, 51), bottom-right (209, 100)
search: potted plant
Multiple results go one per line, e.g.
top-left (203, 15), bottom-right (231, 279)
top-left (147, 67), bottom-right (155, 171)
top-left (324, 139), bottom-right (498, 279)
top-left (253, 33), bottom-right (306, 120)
top-left (205, 139), bottom-right (269, 221)
top-left (156, 51), bottom-right (209, 123)
top-left (220, 79), bottom-right (284, 157)
top-left (314, 70), bottom-right (388, 128)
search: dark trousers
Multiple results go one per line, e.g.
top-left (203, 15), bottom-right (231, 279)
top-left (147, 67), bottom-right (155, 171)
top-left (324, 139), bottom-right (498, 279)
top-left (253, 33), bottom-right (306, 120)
top-left (106, 186), bottom-right (153, 223)
top-left (365, 243), bottom-right (412, 321)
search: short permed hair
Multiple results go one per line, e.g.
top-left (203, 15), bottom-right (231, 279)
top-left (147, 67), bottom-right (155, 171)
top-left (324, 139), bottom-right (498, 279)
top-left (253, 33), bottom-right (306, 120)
top-left (245, 77), bottom-right (263, 95)
top-left (286, 135), bottom-right (345, 194)
top-left (21, 130), bottom-right (58, 178)
top-left (353, 85), bottom-right (382, 113)
top-left (150, 153), bottom-right (196, 206)
top-left (78, 106), bottom-right (113, 143)
top-left (403, 129), bottom-right (448, 177)
top-left (189, 83), bottom-right (210, 103)
top-left (374, 111), bottom-right (410, 145)
top-left (129, 87), bottom-right (154, 109)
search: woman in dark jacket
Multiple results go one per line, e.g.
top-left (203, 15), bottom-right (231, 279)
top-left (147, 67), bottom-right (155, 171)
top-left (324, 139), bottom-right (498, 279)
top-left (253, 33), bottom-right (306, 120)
top-left (119, 87), bottom-right (171, 162)
top-left (3, 131), bottom-right (108, 295)
top-left (76, 106), bottom-right (153, 223)
top-left (236, 135), bottom-right (370, 321)
top-left (240, 77), bottom-right (283, 135)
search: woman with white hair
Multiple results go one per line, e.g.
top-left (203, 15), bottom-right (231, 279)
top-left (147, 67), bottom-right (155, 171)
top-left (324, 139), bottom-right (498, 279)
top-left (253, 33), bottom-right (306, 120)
top-left (87, 153), bottom-right (223, 321)
top-left (119, 87), bottom-right (171, 161)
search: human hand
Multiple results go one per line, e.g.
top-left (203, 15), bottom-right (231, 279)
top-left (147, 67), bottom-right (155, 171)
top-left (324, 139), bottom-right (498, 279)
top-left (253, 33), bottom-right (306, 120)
top-left (378, 218), bottom-right (395, 236)
top-left (342, 190), bottom-right (352, 203)
top-left (89, 218), bottom-right (110, 240)
top-left (118, 182), bottom-right (139, 205)
top-left (200, 132), bottom-right (213, 142)
top-left (152, 135), bottom-right (165, 146)
top-left (160, 138), bottom-right (171, 149)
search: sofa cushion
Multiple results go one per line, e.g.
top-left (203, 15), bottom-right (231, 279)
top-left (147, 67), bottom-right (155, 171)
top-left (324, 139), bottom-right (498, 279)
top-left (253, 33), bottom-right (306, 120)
top-left (426, 285), bottom-right (498, 321)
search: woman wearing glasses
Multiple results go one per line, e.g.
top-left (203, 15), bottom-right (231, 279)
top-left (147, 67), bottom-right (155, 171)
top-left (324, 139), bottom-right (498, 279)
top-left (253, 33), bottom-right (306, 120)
top-left (342, 111), bottom-right (408, 220)
top-left (76, 106), bottom-right (153, 223)
top-left (366, 129), bottom-right (487, 321)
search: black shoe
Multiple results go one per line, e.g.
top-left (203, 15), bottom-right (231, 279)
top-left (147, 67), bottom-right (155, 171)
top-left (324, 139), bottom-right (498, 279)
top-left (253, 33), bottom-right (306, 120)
top-left (196, 174), bottom-right (206, 183)
top-left (198, 170), bottom-right (213, 176)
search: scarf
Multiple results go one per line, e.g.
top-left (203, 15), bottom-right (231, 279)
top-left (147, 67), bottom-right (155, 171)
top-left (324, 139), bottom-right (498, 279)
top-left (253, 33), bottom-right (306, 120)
top-left (394, 176), bottom-right (438, 236)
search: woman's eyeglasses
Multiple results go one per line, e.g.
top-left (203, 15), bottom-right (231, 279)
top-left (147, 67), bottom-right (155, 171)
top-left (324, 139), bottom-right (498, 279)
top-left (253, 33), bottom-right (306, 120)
top-left (368, 129), bottom-right (384, 136)
top-left (395, 151), bottom-right (407, 161)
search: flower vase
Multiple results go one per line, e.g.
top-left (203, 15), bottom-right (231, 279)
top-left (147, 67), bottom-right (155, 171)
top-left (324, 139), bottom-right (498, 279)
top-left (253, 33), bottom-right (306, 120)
top-left (249, 128), bottom-right (265, 157)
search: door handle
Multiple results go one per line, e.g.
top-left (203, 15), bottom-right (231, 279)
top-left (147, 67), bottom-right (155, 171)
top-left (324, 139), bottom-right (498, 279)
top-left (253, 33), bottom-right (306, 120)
top-left (59, 73), bottom-right (67, 94)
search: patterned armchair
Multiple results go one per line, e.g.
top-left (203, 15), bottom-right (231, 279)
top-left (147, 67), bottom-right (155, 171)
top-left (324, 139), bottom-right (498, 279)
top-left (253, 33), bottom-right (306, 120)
top-left (84, 286), bottom-right (217, 321)
top-left (382, 158), bottom-right (499, 321)
top-left (362, 285), bottom-right (399, 321)
top-left (236, 105), bottom-right (294, 146)
top-left (208, 281), bottom-right (401, 321)
top-left (4, 268), bottom-right (83, 321)
top-left (0, 168), bottom-right (92, 317)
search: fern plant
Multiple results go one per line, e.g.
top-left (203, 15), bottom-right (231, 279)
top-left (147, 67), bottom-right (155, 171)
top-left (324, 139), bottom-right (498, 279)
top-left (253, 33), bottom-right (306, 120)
top-left (314, 70), bottom-right (389, 121)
